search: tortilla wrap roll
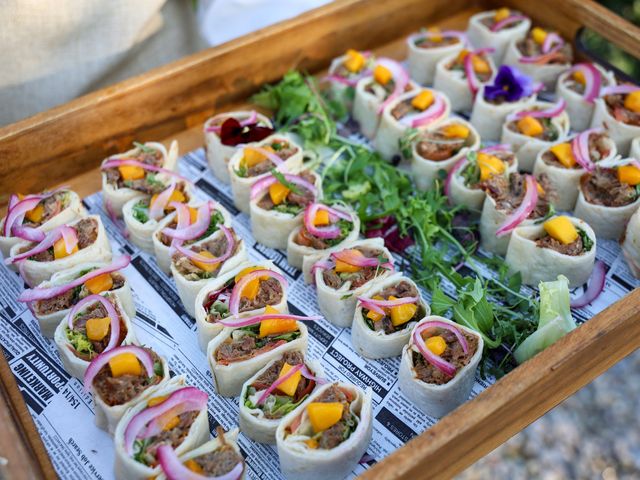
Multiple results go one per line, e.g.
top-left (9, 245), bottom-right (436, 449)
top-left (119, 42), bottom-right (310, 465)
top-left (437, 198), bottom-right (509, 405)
top-left (153, 200), bottom-right (233, 275)
top-left (470, 84), bottom-right (536, 142)
top-left (228, 135), bottom-right (304, 214)
top-left (573, 166), bottom-right (640, 239)
top-left (448, 147), bottom-right (518, 212)
top-left (479, 173), bottom-right (555, 255)
top-left (239, 351), bottom-right (324, 444)
top-left (532, 131), bottom-right (617, 211)
top-left (312, 238), bottom-right (395, 328)
top-left (466, 9), bottom-right (531, 63)
top-left (500, 100), bottom-right (571, 172)
top-left (155, 428), bottom-right (246, 480)
top-left (505, 216), bottom-right (597, 287)
top-left (204, 110), bottom-right (273, 184)
top-left (207, 319), bottom-right (309, 397)
top-left (411, 118), bottom-right (480, 192)
top-left (590, 91), bottom-right (640, 156)
top-left (622, 206), bottom-right (640, 278)
top-left (28, 260), bottom-right (136, 338)
top-left (286, 202), bottom-right (360, 274)
top-left (351, 273), bottom-right (430, 359)
top-left (433, 49), bottom-right (497, 112)
top-left (555, 64), bottom-right (616, 132)
top-left (502, 35), bottom-right (572, 91)
top-left (407, 30), bottom-right (466, 85)
top-left (250, 170), bottom-right (322, 251)
top-left (194, 260), bottom-right (288, 352)
top-left (101, 141), bottom-right (179, 217)
top-left (9, 215), bottom-right (112, 287)
top-left (275, 382), bottom-right (373, 480)
top-left (326, 50), bottom-right (375, 110)
top-left (374, 89), bottom-right (451, 162)
top-left (53, 293), bottom-right (138, 380)
top-left (398, 316), bottom-right (483, 418)
top-left (0, 189), bottom-right (86, 260)
top-left (170, 226), bottom-right (247, 318)
top-left (113, 380), bottom-right (210, 480)
top-left (86, 346), bottom-right (172, 435)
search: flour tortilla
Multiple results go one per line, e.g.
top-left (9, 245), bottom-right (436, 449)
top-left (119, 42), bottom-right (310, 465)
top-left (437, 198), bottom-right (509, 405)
top-left (113, 377), bottom-right (210, 480)
top-left (207, 323), bottom-right (309, 397)
top-left (194, 260), bottom-right (288, 352)
top-left (228, 134), bottom-right (304, 214)
top-left (313, 238), bottom-right (394, 328)
top-left (152, 201), bottom-right (233, 275)
top-left (170, 230), bottom-right (247, 318)
top-left (250, 171), bottom-right (322, 250)
top-left (573, 189), bottom-right (640, 240)
top-left (351, 273), bottom-right (430, 359)
top-left (10, 215), bottom-right (112, 287)
top-left (32, 262), bottom-right (136, 338)
top-left (239, 354), bottom-right (324, 444)
top-left (411, 118), bottom-right (480, 192)
top-left (433, 52), bottom-right (497, 112)
top-left (407, 33), bottom-right (465, 85)
top-left (622, 206), bottom-right (640, 278)
top-left (275, 382), bottom-right (373, 480)
top-left (466, 10), bottom-right (531, 63)
top-left (505, 217), bottom-right (597, 287)
top-left (398, 316), bottom-right (483, 418)
top-left (53, 294), bottom-right (138, 380)
top-left (555, 66), bottom-right (616, 132)
top-left (373, 90), bottom-right (451, 161)
top-left (286, 204), bottom-right (360, 273)
top-left (93, 353), bottom-right (172, 435)
top-left (502, 39), bottom-right (571, 91)
top-left (590, 98), bottom-right (640, 156)
top-left (0, 189), bottom-right (86, 259)
top-left (101, 141), bottom-right (179, 218)
top-left (479, 193), bottom-right (537, 255)
top-left (204, 111), bottom-right (273, 184)
top-left (122, 195), bottom-right (179, 253)
top-left (469, 85), bottom-right (536, 142)
top-left (500, 101), bottom-right (571, 172)
top-left (532, 135), bottom-right (617, 211)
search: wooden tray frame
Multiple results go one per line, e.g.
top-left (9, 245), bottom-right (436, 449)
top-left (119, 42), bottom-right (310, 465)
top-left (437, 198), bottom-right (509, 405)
top-left (1, 0), bottom-right (639, 478)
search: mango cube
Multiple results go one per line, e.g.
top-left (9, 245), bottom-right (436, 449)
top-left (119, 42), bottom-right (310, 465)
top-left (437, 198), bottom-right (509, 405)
top-left (184, 460), bottom-right (204, 474)
top-left (313, 209), bottom-right (330, 226)
top-left (623, 91), bottom-right (640, 113)
top-left (277, 363), bottom-right (302, 397)
top-left (269, 182), bottom-right (290, 205)
top-left (242, 147), bottom-right (268, 168)
top-left (494, 7), bottom-right (510, 22)
top-left (373, 65), bottom-right (392, 85)
top-left (191, 250), bottom-right (218, 272)
top-left (389, 296), bottom-right (418, 326)
top-left (543, 216), bottom-right (579, 245)
top-left (442, 124), bottom-right (470, 139)
top-left (618, 165), bottom-right (640, 186)
top-left (471, 55), bottom-right (491, 75)
top-left (344, 49), bottom-right (365, 73)
top-left (108, 352), bottom-right (142, 377)
top-left (147, 395), bottom-right (169, 407)
top-left (235, 266), bottom-right (266, 301)
top-left (188, 206), bottom-right (199, 224)
top-left (427, 27), bottom-right (443, 43)
top-left (259, 305), bottom-right (298, 338)
top-left (53, 237), bottom-right (78, 260)
top-left (425, 335), bottom-right (447, 356)
top-left (411, 90), bottom-right (435, 111)
top-left (365, 295), bottom-right (385, 322)
top-left (573, 70), bottom-right (586, 85)
top-left (150, 189), bottom-right (186, 212)
top-left (517, 116), bottom-right (544, 137)
top-left (85, 273), bottom-right (114, 294)
top-left (307, 402), bottom-right (344, 433)
top-left (477, 153), bottom-right (506, 181)
top-left (86, 317), bottom-right (111, 341)
top-left (25, 203), bottom-right (44, 223)
top-left (531, 27), bottom-right (548, 44)
top-left (118, 165), bottom-right (145, 181)
top-left (335, 249), bottom-right (363, 273)
top-left (549, 143), bottom-right (576, 168)
top-left (161, 415), bottom-right (180, 431)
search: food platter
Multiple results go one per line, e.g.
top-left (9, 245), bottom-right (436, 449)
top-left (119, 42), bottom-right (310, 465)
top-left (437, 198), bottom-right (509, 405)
top-left (1, 1), bottom-right (639, 479)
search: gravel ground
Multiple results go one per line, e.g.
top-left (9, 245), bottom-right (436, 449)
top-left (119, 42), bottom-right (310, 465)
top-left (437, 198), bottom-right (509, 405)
top-left (457, 349), bottom-right (640, 480)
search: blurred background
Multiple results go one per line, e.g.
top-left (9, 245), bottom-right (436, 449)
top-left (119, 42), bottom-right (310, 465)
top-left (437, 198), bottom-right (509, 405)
top-left (0, 0), bottom-right (639, 477)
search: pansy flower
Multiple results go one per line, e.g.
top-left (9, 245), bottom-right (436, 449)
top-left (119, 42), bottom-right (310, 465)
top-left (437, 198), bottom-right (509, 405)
top-left (220, 118), bottom-right (274, 146)
top-left (483, 65), bottom-right (537, 102)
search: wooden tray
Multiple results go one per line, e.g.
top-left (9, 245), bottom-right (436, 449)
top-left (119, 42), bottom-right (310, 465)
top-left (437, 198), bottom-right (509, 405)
top-left (1, 0), bottom-right (639, 478)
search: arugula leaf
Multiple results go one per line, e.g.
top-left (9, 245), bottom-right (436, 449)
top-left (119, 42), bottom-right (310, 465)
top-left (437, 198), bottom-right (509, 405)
top-left (133, 141), bottom-right (156, 154)
top-left (131, 201), bottom-right (149, 224)
top-left (270, 168), bottom-right (302, 195)
top-left (578, 227), bottom-right (594, 252)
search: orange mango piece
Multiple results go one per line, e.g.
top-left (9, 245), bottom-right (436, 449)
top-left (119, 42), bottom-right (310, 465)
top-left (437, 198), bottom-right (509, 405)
top-left (411, 90), bottom-right (435, 111)
top-left (618, 165), bottom-right (640, 186)
top-left (25, 203), bottom-right (44, 223)
top-left (425, 335), bottom-right (447, 356)
top-left (389, 296), bottom-right (418, 326)
top-left (191, 250), bottom-right (218, 272)
top-left (517, 116), bottom-right (544, 137)
top-left (307, 402), bottom-right (344, 433)
top-left (108, 353), bottom-right (142, 377)
top-left (118, 165), bottom-right (145, 181)
top-left (277, 363), bottom-right (302, 397)
top-left (53, 237), bottom-right (78, 260)
top-left (373, 65), bottom-right (392, 85)
top-left (86, 317), bottom-right (111, 341)
top-left (269, 182), bottom-right (290, 205)
top-left (335, 249), bottom-right (364, 273)
top-left (84, 273), bottom-right (114, 294)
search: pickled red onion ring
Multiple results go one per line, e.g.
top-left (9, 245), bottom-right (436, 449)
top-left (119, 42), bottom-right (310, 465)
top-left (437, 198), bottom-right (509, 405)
top-left (571, 129), bottom-right (601, 172)
top-left (490, 14), bottom-right (528, 32)
top-left (570, 260), bottom-right (606, 308)
top-left (162, 202), bottom-right (210, 242)
top-left (4, 225), bottom-right (77, 265)
top-left (66, 294), bottom-right (121, 352)
top-left (250, 173), bottom-right (317, 202)
top-left (83, 345), bottom-right (155, 392)
top-left (376, 58), bottom-right (410, 115)
top-left (508, 99), bottom-right (566, 121)
top-left (257, 363), bottom-right (304, 404)
top-left (174, 226), bottom-right (235, 265)
top-left (400, 94), bottom-right (446, 128)
top-left (229, 269), bottom-right (288, 316)
top-left (157, 444), bottom-right (243, 480)
top-left (101, 159), bottom-right (192, 184)
top-left (358, 295), bottom-right (418, 316)
top-left (149, 181), bottom-right (177, 221)
top-left (568, 63), bottom-right (602, 103)
top-left (413, 320), bottom-right (469, 377)
top-left (542, 33), bottom-right (563, 54)
top-left (600, 85), bottom-right (640, 97)
top-left (495, 175), bottom-right (538, 237)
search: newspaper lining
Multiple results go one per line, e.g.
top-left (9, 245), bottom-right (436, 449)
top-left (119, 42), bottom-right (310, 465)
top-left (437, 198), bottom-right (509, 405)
top-left (0, 146), bottom-right (637, 480)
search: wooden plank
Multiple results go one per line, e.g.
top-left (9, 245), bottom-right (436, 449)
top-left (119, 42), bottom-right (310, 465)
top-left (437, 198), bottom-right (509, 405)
top-left (360, 288), bottom-right (640, 479)
top-left (0, 350), bottom-right (57, 480)
top-left (0, 0), bottom-right (472, 205)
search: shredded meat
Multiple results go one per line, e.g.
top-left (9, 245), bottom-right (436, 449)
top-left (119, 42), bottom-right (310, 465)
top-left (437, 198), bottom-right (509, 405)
top-left (604, 94), bottom-right (640, 127)
top-left (257, 171), bottom-right (316, 211)
top-left (479, 12), bottom-right (525, 29)
top-left (481, 172), bottom-right (555, 218)
top-left (143, 411), bottom-right (199, 463)
top-left (536, 234), bottom-right (584, 256)
top-left (416, 132), bottom-right (468, 161)
top-left (215, 335), bottom-right (287, 365)
top-left (69, 302), bottom-right (127, 361)
top-left (580, 168), bottom-right (638, 207)
top-left (412, 328), bottom-right (479, 385)
top-left (239, 278), bottom-right (283, 311)
top-left (92, 350), bottom-right (162, 406)
top-left (192, 447), bottom-right (244, 477)
top-left (322, 247), bottom-right (388, 290)
top-left (364, 281), bottom-right (421, 334)
top-left (315, 385), bottom-right (353, 450)
top-left (26, 218), bottom-right (98, 262)
top-left (391, 99), bottom-right (414, 120)
top-left (516, 35), bottom-right (572, 64)
top-left (171, 232), bottom-right (239, 280)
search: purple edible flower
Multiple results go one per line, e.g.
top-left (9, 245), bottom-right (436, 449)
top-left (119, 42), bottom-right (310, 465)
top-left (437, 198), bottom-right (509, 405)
top-left (483, 65), bottom-right (536, 102)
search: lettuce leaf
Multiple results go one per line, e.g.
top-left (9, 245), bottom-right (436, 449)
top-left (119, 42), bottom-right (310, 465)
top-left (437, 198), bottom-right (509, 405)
top-left (514, 275), bottom-right (576, 364)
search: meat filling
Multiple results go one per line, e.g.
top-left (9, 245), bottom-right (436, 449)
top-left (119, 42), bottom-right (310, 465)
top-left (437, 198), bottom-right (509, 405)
top-left (20, 191), bottom-right (71, 228)
top-left (25, 218), bottom-right (98, 262)
top-left (481, 172), bottom-right (555, 218)
top-left (204, 277), bottom-right (284, 323)
top-left (92, 349), bottom-right (163, 406)
top-left (322, 248), bottom-right (390, 290)
top-left (580, 168), bottom-right (638, 207)
top-left (190, 446), bottom-right (244, 477)
top-left (542, 132), bottom-right (612, 169)
top-left (415, 36), bottom-right (460, 49)
top-left (604, 94), bottom-right (640, 127)
top-left (416, 125), bottom-right (475, 161)
top-left (295, 218), bottom-right (353, 250)
top-left (516, 34), bottom-right (572, 64)
top-left (104, 147), bottom-right (166, 194)
top-left (237, 139), bottom-right (298, 178)
top-left (362, 281), bottom-right (422, 334)
top-left (215, 324), bottom-right (301, 365)
top-left (412, 328), bottom-right (479, 385)
top-left (256, 171), bottom-right (317, 215)
top-left (535, 231), bottom-right (587, 256)
top-left (65, 301), bottom-right (127, 361)
top-left (133, 411), bottom-right (199, 466)
top-left (172, 232), bottom-right (239, 281)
